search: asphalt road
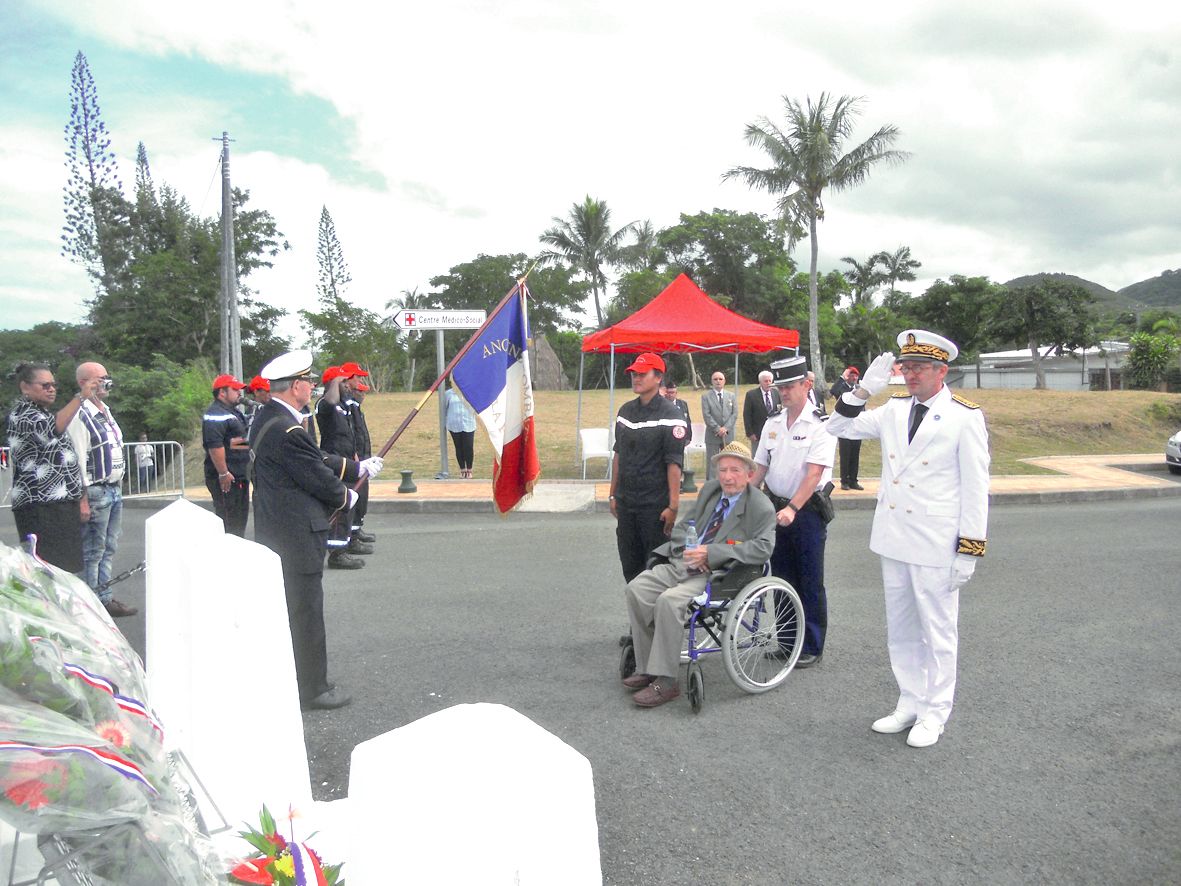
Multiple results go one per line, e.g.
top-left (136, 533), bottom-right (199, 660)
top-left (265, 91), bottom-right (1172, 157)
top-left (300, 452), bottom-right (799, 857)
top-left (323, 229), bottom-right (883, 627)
top-left (3, 497), bottom-right (1180, 885)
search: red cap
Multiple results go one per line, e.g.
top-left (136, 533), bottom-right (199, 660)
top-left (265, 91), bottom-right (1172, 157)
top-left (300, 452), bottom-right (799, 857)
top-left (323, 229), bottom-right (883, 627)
top-left (847, 366), bottom-right (860, 377)
top-left (354, 382), bottom-right (370, 392)
top-left (624, 352), bottom-right (665, 374)
top-left (321, 366), bottom-right (347, 384)
top-left (339, 361), bottom-right (369, 378)
top-left (248, 375), bottom-right (270, 392)
top-left (212, 374), bottom-right (246, 391)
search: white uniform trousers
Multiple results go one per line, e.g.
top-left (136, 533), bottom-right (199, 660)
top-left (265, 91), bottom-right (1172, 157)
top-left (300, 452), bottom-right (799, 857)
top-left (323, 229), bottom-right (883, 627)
top-left (880, 556), bottom-right (960, 726)
top-left (625, 561), bottom-right (710, 680)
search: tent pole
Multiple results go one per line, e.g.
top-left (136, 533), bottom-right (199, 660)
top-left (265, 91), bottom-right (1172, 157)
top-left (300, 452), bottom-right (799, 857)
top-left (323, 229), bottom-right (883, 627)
top-left (576, 349), bottom-right (585, 467)
top-left (608, 344), bottom-right (616, 480)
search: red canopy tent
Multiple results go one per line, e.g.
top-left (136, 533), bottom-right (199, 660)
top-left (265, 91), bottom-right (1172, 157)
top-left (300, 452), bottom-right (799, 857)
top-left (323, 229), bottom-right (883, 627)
top-left (575, 274), bottom-right (800, 471)
top-left (581, 273), bottom-right (799, 354)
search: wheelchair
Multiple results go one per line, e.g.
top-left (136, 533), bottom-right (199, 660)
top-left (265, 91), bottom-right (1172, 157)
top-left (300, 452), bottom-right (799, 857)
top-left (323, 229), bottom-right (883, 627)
top-left (619, 560), bottom-right (805, 713)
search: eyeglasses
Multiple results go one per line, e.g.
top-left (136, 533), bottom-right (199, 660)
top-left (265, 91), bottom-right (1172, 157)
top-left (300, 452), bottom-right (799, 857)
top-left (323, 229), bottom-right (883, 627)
top-left (897, 363), bottom-right (935, 375)
top-left (32, 381), bottom-right (58, 390)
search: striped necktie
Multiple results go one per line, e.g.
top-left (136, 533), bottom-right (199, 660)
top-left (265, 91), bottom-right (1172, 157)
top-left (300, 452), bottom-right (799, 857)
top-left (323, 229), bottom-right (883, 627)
top-left (700, 497), bottom-right (730, 544)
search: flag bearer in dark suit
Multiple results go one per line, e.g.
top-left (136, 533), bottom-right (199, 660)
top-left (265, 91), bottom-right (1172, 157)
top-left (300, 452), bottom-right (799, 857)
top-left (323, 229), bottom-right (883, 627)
top-left (250, 351), bottom-right (384, 711)
top-left (751, 356), bottom-right (836, 669)
top-left (827, 330), bottom-right (990, 748)
top-left (622, 442), bottom-right (776, 708)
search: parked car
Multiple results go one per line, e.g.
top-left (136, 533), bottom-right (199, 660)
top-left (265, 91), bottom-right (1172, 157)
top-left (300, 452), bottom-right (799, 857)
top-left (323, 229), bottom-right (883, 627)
top-left (1167, 430), bottom-right (1181, 475)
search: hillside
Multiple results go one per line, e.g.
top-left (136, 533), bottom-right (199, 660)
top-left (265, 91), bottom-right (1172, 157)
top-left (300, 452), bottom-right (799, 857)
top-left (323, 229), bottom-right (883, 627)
top-left (1005, 270), bottom-right (1181, 314)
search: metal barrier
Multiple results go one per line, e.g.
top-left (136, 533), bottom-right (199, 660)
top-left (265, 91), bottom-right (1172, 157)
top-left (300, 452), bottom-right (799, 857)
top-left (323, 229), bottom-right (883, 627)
top-left (0, 441), bottom-right (185, 509)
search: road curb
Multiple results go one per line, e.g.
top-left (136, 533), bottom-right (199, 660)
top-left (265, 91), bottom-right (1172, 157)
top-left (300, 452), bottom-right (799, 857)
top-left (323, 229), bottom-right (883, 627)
top-left (121, 482), bottom-right (1181, 515)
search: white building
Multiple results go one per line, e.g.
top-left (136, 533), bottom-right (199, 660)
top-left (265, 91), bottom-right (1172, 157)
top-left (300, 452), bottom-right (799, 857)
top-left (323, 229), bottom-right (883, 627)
top-left (955, 341), bottom-right (1130, 391)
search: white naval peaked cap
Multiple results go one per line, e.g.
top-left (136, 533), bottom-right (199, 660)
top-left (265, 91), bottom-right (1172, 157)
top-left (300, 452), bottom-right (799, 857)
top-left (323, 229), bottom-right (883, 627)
top-left (260, 349), bottom-right (316, 382)
top-left (896, 329), bottom-right (959, 364)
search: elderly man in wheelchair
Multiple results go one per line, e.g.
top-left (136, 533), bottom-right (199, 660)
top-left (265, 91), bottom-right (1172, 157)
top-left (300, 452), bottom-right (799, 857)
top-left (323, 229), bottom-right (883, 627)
top-left (622, 440), bottom-right (786, 709)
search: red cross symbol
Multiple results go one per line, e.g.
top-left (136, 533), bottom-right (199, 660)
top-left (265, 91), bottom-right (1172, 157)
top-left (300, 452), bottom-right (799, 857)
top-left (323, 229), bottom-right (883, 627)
top-left (405, 312), bottom-right (416, 326)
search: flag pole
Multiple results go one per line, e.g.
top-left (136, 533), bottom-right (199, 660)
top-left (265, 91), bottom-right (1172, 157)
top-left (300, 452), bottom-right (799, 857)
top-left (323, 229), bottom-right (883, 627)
top-left (370, 275), bottom-right (531, 465)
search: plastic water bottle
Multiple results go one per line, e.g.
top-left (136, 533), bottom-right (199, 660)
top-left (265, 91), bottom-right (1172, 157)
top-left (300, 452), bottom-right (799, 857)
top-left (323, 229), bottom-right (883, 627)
top-left (683, 519), bottom-right (698, 550)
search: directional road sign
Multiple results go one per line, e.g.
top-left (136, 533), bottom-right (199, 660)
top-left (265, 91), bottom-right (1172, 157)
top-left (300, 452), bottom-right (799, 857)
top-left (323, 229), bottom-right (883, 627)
top-left (390, 309), bottom-right (487, 331)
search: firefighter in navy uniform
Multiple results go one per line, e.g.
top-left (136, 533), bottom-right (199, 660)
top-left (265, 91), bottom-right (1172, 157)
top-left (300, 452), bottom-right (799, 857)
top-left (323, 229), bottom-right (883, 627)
top-left (316, 366), bottom-right (367, 568)
top-left (608, 353), bottom-right (687, 585)
top-left (340, 361), bottom-right (378, 546)
top-left (202, 373), bottom-right (251, 536)
top-left (249, 351), bottom-right (383, 710)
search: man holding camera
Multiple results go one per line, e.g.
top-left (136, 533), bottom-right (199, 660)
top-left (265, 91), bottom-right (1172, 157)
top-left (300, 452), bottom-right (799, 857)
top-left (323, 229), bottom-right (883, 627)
top-left (67, 361), bottom-right (137, 617)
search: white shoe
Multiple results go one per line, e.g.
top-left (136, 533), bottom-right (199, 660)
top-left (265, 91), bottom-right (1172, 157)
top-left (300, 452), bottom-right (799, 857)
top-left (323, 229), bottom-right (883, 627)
top-left (906, 718), bottom-right (945, 748)
top-left (871, 710), bottom-right (917, 734)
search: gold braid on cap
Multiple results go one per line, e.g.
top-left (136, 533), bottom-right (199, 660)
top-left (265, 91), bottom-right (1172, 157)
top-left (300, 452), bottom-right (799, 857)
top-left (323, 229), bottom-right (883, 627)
top-left (957, 536), bottom-right (987, 557)
top-left (900, 334), bottom-right (950, 362)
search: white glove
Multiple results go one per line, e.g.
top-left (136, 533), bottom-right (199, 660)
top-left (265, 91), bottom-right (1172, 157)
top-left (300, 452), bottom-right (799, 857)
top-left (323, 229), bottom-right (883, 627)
top-left (950, 555), bottom-right (977, 591)
top-left (345, 488), bottom-right (359, 510)
top-left (858, 352), bottom-right (896, 397)
top-left (359, 456), bottom-right (384, 478)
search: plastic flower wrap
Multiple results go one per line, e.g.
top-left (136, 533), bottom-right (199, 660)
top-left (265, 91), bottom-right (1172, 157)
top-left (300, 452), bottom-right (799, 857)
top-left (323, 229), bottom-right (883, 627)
top-left (229, 806), bottom-right (343, 886)
top-left (0, 541), bottom-right (228, 884)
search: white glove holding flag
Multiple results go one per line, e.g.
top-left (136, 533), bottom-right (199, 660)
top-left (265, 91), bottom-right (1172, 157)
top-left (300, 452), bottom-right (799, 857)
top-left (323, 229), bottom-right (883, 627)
top-left (858, 351), bottom-right (897, 397)
top-left (359, 456), bottom-right (384, 479)
top-left (950, 555), bottom-right (977, 592)
top-left (345, 488), bottom-right (359, 510)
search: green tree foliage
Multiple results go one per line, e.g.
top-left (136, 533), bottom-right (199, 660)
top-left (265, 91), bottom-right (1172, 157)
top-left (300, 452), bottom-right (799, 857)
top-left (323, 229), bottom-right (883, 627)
top-left (61, 51), bottom-right (126, 297)
top-left (658, 210), bottom-right (796, 328)
top-left (617, 220), bottom-right (661, 273)
top-left (1126, 332), bottom-right (1179, 390)
top-left (875, 245), bottom-right (922, 298)
top-left (384, 287), bottom-right (435, 391)
top-left (910, 275), bottom-right (1006, 361)
top-left (989, 280), bottom-right (1096, 389)
top-left (840, 254), bottom-right (885, 306)
top-left (539, 196), bottom-right (635, 328)
top-left (726, 93), bottom-right (908, 381)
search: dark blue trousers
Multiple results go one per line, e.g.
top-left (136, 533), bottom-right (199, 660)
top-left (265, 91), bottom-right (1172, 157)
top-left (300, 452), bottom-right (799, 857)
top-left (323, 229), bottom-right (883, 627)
top-left (770, 507), bottom-right (828, 656)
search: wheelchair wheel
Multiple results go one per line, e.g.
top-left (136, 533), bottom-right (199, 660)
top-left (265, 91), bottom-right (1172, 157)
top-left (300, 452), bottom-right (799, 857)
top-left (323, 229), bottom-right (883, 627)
top-left (722, 577), bottom-right (803, 693)
top-left (619, 641), bottom-right (636, 680)
top-left (686, 663), bottom-right (704, 714)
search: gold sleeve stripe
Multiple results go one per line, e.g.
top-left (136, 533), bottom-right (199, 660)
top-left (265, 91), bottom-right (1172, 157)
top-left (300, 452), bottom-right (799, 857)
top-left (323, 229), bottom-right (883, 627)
top-left (957, 537), bottom-right (987, 557)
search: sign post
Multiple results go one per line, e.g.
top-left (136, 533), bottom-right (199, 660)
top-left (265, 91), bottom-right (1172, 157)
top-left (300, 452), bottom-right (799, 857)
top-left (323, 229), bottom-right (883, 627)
top-left (391, 310), bottom-right (487, 479)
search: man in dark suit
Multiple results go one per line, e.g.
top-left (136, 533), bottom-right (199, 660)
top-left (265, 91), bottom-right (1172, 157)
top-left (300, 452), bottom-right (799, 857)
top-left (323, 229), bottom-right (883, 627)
top-left (742, 370), bottom-right (782, 450)
top-left (701, 371), bottom-right (737, 480)
top-left (249, 351), bottom-right (384, 711)
top-left (622, 441), bottom-right (776, 707)
top-left (660, 380), bottom-right (693, 443)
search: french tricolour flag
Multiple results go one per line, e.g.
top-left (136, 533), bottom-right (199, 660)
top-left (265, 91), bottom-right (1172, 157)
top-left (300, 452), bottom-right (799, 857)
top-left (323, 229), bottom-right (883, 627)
top-left (452, 283), bottom-right (541, 513)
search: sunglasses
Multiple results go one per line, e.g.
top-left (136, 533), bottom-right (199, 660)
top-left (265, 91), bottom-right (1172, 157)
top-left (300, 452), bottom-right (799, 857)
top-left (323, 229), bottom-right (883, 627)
top-left (31, 381), bottom-right (58, 390)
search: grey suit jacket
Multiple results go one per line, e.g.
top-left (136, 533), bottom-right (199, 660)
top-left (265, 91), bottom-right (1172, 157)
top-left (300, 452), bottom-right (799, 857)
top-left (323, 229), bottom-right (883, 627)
top-left (652, 479), bottom-right (776, 574)
top-left (701, 389), bottom-right (737, 438)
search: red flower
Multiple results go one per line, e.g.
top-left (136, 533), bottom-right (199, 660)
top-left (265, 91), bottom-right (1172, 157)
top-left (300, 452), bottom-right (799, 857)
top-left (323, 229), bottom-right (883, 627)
top-left (230, 857), bottom-right (275, 884)
top-left (5, 781), bottom-right (50, 810)
top-left (265, 832), bottom-right (288, 852)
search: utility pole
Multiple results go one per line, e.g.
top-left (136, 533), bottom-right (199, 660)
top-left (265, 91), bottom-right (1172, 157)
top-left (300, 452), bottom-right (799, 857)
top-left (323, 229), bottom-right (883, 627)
top-left (214, 131), bottom-right (243, 379)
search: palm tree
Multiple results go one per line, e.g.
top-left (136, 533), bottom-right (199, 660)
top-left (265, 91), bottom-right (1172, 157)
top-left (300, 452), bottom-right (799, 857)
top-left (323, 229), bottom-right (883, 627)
top-left (875, 245), bottom-right (922, 299)
top-left (539, 196), bottom-right (635, 327)
top-left (840, 254), bottom-right (885, 307)
top-left (384, 286), bottom-right (436, 391)
top-left (725, 93), bottom-right (908, 380)
top-left (617, 220), bottom-right (661, 272)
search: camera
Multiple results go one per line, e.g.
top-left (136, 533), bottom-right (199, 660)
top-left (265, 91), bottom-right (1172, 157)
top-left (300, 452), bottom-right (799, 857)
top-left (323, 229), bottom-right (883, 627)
top-left (100, 377), bottom-right (114, 392)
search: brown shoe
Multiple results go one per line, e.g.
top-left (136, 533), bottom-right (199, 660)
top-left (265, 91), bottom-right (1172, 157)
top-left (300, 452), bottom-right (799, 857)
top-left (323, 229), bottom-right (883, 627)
top-left (622, 673), bottom-right (656, 690)
top-left (633, 679), bottom-right (680, 708)
top-left (104, 598), bottom-right (138, 618)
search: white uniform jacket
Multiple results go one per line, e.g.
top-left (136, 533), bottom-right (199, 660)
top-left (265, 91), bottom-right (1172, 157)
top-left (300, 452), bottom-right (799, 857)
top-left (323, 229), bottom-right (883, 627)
top-left (827, 385), bottom-right (989, 568)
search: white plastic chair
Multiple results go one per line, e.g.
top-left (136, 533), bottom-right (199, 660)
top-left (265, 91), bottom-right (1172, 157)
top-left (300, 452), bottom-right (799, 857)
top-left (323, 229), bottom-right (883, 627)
top-left (686, 422), bottom-right (707, 471)
top-left (579, 428), bottom-right (612, 479)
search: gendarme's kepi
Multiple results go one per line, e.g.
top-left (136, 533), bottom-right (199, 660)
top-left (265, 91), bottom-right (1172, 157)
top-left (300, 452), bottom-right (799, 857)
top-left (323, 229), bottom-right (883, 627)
top-left (769, 355), bottom-right (807, 386)
top-left (260, 349), bottom-right (316, 382)
top-left (896, 329), bottom-right (959, 364)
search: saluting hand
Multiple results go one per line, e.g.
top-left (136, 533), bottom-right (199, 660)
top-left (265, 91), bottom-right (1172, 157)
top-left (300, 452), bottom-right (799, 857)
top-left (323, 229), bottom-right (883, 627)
top-left (857, 352), bottom-right (896, 398)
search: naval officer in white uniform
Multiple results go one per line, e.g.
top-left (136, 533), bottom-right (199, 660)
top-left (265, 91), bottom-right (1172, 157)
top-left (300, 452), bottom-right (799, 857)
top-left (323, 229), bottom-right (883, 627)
top-left (826, 329), bottom-right (989, 748)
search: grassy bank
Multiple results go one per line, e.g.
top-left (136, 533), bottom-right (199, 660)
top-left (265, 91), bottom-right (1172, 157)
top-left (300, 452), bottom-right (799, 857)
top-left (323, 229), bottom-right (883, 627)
top-left (351, 386), bottom-right (1181, 481)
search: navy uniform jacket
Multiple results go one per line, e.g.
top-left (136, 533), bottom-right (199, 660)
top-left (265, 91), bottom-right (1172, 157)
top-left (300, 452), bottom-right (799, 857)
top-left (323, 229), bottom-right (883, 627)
top-left (249, 399), bottom-right (361, 574)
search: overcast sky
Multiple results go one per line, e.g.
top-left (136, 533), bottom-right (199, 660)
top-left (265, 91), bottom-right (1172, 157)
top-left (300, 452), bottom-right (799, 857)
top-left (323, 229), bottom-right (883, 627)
top-left (2, 0), bottom-right (1179, 342)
